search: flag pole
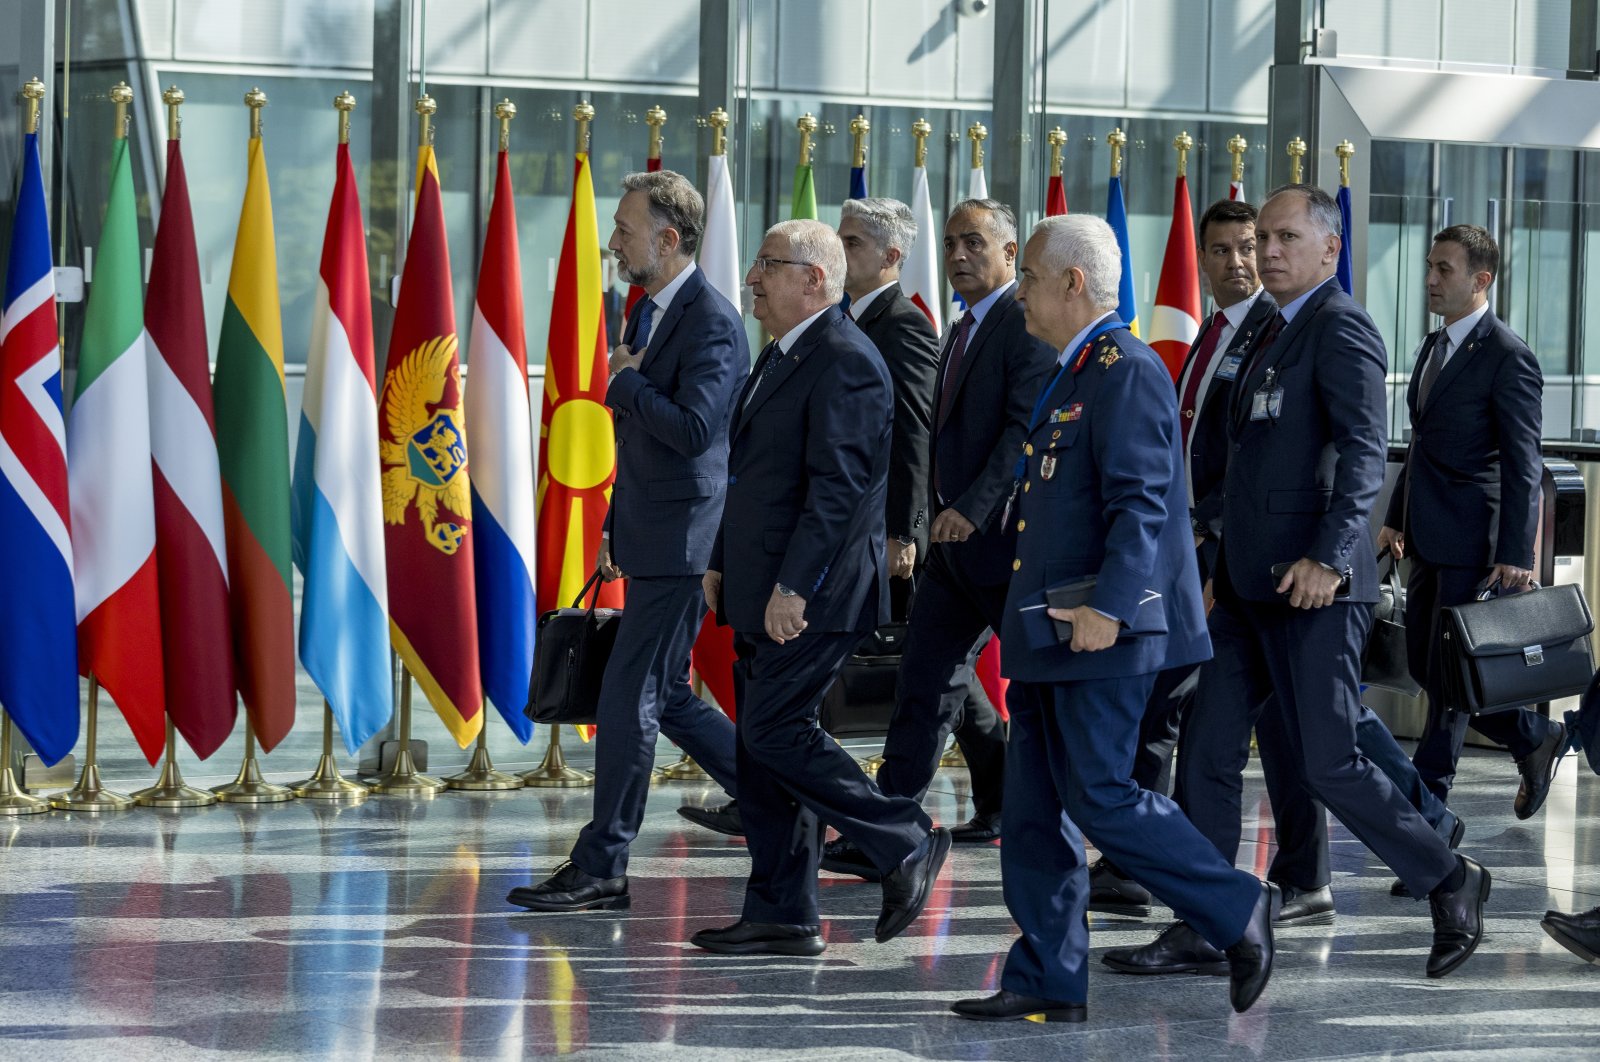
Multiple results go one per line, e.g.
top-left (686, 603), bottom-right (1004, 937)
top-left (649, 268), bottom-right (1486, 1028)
top-left (51, 676), bottom-right (133, 811)
top-left (968, 121), bottom-right (986, 171)
top-left (850, 111), bottom-right (869, 169)
top-left (371, 671), bottom-right (447, 794)
top-left (1048, 127), bottom-right (1066, 177)
top-left (646, 103), bottom-right (665, 162)
top-left (1228, 134), bottom-right (1247, 186)
top-left (1336, 139), bottom-right (1355, 187)
top-left (1287, 136), bottom-right (1306, 184)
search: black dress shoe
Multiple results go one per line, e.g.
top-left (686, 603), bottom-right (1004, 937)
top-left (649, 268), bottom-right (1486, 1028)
top-left (507, 861), bottom-right (629, 912)
top-left (820, 837), bottom-right (882, 881)
top-left (1427, 855), bottom-right (1491, 978)
top-left (876, 828), bottom-right (952, 943)
top-left (1227, 882), bottom-right (1277, 1014)
top-left (1275, 884), bottom-right (1334, 926)
top-left (1514, 722), bottom-right (1569, 820)
top-left (1393, 814), bottom-right (1466, 897)
top-left (1101, 920), bottom-right (1228, 975)
top-left (1541, 906), bottom-right (1600, 964)
top-left (951, 989), bottom-right (1086, 1023)
top-left (689, 920), bottom-right (825, 956)
top-left (1088, 857), bottom-right (1152, 917)
top-left (949, 814), bottom-right (1002, 844)
top-left (676, 800), bottom-right (744, 837)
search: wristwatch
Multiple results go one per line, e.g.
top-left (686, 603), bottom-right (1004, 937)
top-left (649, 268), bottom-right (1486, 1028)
top-left (776, 583), bottom-right (799, 597)
top-left (894, 535), bottom-right (915, 546)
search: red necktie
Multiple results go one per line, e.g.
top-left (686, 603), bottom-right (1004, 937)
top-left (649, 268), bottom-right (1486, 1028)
top-left (936, 311), bottom-right (976, 429)
top-left (1178, 311), bottom-right (1227, 452)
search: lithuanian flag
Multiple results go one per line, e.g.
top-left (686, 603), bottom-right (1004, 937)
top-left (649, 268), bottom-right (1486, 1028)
top-left (379, 142), bottom-right (483, 748)
top-left (213, 122), bottom-right (296, 751)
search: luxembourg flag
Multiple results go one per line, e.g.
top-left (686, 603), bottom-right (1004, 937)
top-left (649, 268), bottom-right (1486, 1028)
top-left (465, 144), bottom-right (536, 742)
top-left (902, 164), bottom-right (943, 333)
top-left (0, 125), bottom-right (78, 765)
top-left (290, 137), bottom-right (393, 755)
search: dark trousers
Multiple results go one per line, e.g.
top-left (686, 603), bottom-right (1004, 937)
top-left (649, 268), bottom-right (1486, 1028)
top-left (1133, 665), bottom-right (1194, 795)
top-left (1407, 555), bottom-right (1555, 803)
top-left (1180, 576), bottom-right (1457, 897)
top-left (570, 576), bottom-right (738, 879)
top-left (735, 627), bottom-right (932, 925)
top-left (1001, 678), bottom-right (1260, 1003)
top-left (877, 541), bottom-right (1007, 816)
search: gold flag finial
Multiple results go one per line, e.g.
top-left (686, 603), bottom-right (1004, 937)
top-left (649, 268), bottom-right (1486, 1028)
top-left (708, 107), bottom-right (730, 158)
top-left (1336, 139), bottom-right (1355, 188)
top-left (415, 93), bottom-right (437, 147)
top-left (244, 86), bottom-right (267, 140)
top-left (1227, 133), bottom-right (1247, 183)
top-left (645, 104), bottom-right (666, 161)
top-left (1047, 127), bottom-right (1067, 178)
top-left (796, 112), bottom-right (818, 167)
top-left (495, 98), bottom-right (517, 152)
top-left (967, 121), bottom-right (987, 170)
top-left (911, 118), bottom-right (931, 168)
top-left (23, 77), bottom-right (45, 137)
top-left (110, 81), bottom-right (134, 141)
top-left (850, 112), bottom-right (870, 169)
top-left (574, 100), bottom-right (595, 154)
top-left (161, 85), bottom-right (184, 141)
top-left (1287, 136), bottom-right (1307, 184)
top-left (1173, 130), bottom-right (1193, 178)
top-left (1107, 127), bottom-right (1126, 179)
top-left (334, 91), bottom-right (356, 146)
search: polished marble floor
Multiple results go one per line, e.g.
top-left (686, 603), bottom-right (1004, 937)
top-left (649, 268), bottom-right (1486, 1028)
top-left (2, 705), bottom-right (1599, 1061)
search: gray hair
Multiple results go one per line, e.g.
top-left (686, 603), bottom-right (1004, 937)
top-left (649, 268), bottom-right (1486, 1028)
top-left (948, 198), bottom-right (1018, 246)
top-left (1028, 214), bottom-right (1121, 310)
top-left (620, 169), bottom-right (704, 258)
top-left (840, 197), bottom-right (918, 257)
top-left (1264, 183), bottom-right (1343, 242)
top-left (765, 218), bottom-right (846, 302)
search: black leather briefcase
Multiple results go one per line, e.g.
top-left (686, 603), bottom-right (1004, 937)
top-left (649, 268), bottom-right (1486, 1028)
top-left (524, 572), bottom-right (621, 727)
top-left (1362, 554), bottom-right (1421, 697)
top-left (1439, 582), bottom-right (1594, 716)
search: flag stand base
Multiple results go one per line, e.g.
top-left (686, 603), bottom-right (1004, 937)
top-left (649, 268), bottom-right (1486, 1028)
top-left (521, 725), bottom-right (593, 788)
top-left (939, 742), bottom-right (966, 769)
top-left (291, 705), bottom-right (368, 804)
top-left (212, 726), bottom-right (294, 803)
top-left (51, 679), bottom-right (132, 812)
top-left (133, 721), bottom-right (218, 808)
top-left (858, 753), bottom-right (885, 774)
top-left (445, 727), bottom-right (523, 791)
top-left (370, 679), bottom-right (445, 795)
top-left (0, 713), bottom-right (47, 816)
top-left (656, 753), bottom-right (712, 781)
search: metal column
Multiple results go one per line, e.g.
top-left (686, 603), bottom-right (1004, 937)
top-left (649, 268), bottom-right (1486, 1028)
top-left (989, 0), bottom-right (1041, 227)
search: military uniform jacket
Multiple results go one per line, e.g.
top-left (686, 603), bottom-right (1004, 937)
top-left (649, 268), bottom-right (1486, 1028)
top-left (999, 326), bottom-right (1211, 683)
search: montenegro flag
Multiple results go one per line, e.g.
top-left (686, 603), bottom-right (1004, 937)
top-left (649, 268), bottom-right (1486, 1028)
top-left (379, 143), bottom-right (483, 747)
top-left (537, 148), bottom-right (622, 617)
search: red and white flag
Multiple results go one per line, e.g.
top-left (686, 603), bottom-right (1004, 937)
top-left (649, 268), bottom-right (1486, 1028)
top-left (1149, 175), bottom-right (1201, 382)
top-left (1230, 179), bottom-right (1244, 201)
top-left (902, 164), bottom-right (943, 334)
top-left (146, 134), bottom-right (236, 760)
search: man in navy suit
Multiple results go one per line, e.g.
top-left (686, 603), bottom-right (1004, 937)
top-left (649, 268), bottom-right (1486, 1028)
top-left (508, 171), bottom-right (746, 913)
top-left (951, 214), bottom-right (1273, 1024)
top-left (1377, 224), bottom-right (1565, 852)
top-left (1112, 186), bottom-right (1490, 980)
top-left (822, 199), bottom-right (1056, 881)
top-left (689, 219), bottom-right (949, 957)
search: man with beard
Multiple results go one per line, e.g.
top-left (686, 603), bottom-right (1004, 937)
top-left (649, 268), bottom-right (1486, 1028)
top-left (508, 170), bottom-right (747, 913)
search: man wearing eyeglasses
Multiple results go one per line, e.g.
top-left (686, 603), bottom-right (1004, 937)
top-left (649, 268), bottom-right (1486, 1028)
top-left (690, 220), bottom-right (949, 958)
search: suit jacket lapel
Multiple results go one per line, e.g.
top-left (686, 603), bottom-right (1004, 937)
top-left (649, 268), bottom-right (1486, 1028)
top-left (1233, 282), bottom-right (1331, 428)
top-left (1406, 331), bottom-right (1438, 420)
top-left (1419, 311), bottom-right (1493, 419)
top-left (942, 286), bottom-right (1013, 410)
top-left (733, 307), bottom-right (838, 437)
top-left (854, 286), bottom-right (896, 333)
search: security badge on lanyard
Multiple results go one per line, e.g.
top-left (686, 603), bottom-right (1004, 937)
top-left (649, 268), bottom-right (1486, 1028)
top-left (1250, 366), bottom-right (1283, 422)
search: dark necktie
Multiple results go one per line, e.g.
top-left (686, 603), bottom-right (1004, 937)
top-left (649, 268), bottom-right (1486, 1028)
top-left (1179, 310), bottom-right (1228, 452)
top-left (632, 297), bottom-right (657, 355)
top-left (1417, 332), bottom-right (1449, 411)
top-left (936, 311), bottom-right (976, 429)
top-left (743, 341), bottom-right (781, 408)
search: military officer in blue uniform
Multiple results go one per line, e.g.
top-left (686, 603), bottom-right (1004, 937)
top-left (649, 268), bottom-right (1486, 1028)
top-left (949, 214), bottom-right (1273, 1024)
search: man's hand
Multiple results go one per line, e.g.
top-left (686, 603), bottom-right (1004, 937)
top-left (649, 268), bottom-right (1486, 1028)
top-left (597, 537), bottom-right (623, 582)
top-left (1194, 533), bottom-right (1206, 550)
top-left (702, 570), bottom-right (722, 613)
top-left (1202, 577), bottom-right (1215, 613)
top-left (1376, 525), bottom-right (1405, 559)
top-left (1276, 557), bottom-right (1342, 609)
top-left (930, 508), bottom-right (977, 544)
top-left (609, 342), bottom-right (643, 377)
top-left (889, 538), bottom-right (916, 579)
top-left (1489, 562), bottom-right (1535, 592)
top-left (1046, 605), bottom-right (1121, 653)
top-left (764, 586), bottom-right (808, 643)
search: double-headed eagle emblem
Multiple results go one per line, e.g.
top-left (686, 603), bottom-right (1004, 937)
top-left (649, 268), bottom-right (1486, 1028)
top-left (381, 336), bottom-right (471, 555)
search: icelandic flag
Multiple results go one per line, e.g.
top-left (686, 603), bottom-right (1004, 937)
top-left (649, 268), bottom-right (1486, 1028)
top-left (291, 139), bottom-right (394, 755)
top-left (0, 129), bottom-right (78, 764)
top-left (466, 146), bottom-right (537, 742)
top-left (1336, 183), bottom-right (1355, 296)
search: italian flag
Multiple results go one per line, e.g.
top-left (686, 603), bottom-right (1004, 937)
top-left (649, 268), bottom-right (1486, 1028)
top-left (213, 132), bottom-right (296, 752)
top-left (67, 136), bottom-right (166, 764)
